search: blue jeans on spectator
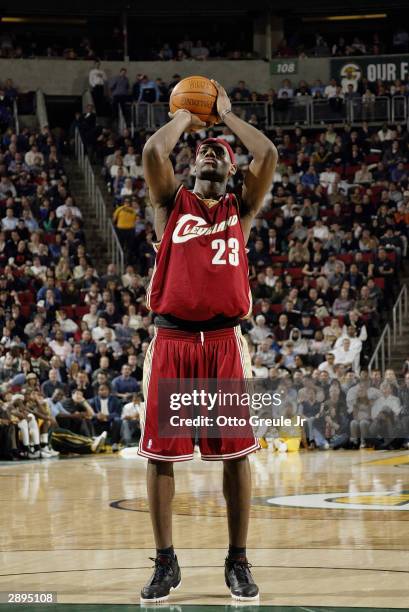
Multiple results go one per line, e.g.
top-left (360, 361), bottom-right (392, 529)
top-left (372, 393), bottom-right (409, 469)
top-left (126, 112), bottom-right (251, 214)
top-left (121, 419), bottom-right (140, 445)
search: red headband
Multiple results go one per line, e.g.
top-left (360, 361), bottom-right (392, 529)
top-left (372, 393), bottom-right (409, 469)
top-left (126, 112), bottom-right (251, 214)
top-left (195, 137), bottom-right (236, 164)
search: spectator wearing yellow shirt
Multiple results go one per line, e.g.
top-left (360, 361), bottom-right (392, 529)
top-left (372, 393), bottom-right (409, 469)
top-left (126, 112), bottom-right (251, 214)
top-left (113, 198), bottom-right (138, 253)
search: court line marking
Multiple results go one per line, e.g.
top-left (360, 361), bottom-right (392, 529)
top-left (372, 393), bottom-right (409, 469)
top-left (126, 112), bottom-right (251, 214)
top-left (2, 565), bottom-right (409, 578)
top-left (110, 497), bottom-right (409, 519)
top-left (4, 546), bottom-right (409, 552)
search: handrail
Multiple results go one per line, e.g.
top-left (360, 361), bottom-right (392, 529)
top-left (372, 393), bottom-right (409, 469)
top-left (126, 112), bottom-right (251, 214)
top-left (392, 284), bottom-right (408, 345)
top-left (129, 95), bottom-right (409, 130)
top-left (74, 128), bottom-right (124, 275)
top-left (368, 283), bottom-right (408, 373)
top-left (82, 89), bottom-right (94, 113)
top-left (118, 103), bottom-right (126, 133)
top-left (13, 99), bottom-right (19, 135)
top-left (35, 89), bottom-right (49, 129)
top-left (368, 324), bottom-right (391, 374)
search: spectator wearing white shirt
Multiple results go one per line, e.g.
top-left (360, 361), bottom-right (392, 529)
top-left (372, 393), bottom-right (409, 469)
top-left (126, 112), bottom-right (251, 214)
top-left (318, 352), bottom-right (337, 379)
top-left (120, 177), bottom-right (134, 198)
top-left (324, 79), bottom-right (338, 98)
top-left (92, 316), bottom-right (116, 343)
top-left (346, 380), bottom-right (381, 414)
top-left (319, 166), bottom-right (338, 194)
top-left (89, 60), bottom-right (107, 114)
top-left (371, 383), bottom-right (401, 420)
top-left (123, 146), bottom-right (137, 169)
top-left (332, 338), bottom-right (359, 373)
top-left (234, 145), bottom-right (250, 171)
top-left (2, 208), bottom-right (18, 231)
top-left (73, 256), bottom-right (88, 281)
top-left (264, 266), bottom-right (277, 288)
top-left (252, 355), bottom-right (269, 379)
top-left (121, 392), bottom-right (142, 445)
top-left (110, 159), bottom-right (129, 178)
top-left (220, 127), bottom-right (235, 145)
top-left (57, 310), bottom-right (78, 336)
top-left (312, 219), bottom-right (329, 241)
top-left (83, 303), bottom-right (98, 330)
top-left (369, 383), bottom-right (402, 446)
top-left (249, 315), bottom-right (272, 345)
top-left (56, 197), bottom-right (82, 219)
top-left (24, 146), bottom-right (44, 167)
top-left (277, 79), bottom-right (294, 98)
top-left (354, 163), bottom-right (373, 185)
top-left (105, 150), bottom-right (122, 169)
top-left (0, 176), bottom-right (16, 197)
top-left (49, 330), bottom-right (73, 360)
top-left (335, 324), bottom-right (366, 354)
top-left (256, 339), bottom-right (277, 368)
top-left (129, 160), bottom-right (144, 178)
top-left (377, 124), bottom-right (394, 142)
top-left (30, 256), bottom-right (47, 278)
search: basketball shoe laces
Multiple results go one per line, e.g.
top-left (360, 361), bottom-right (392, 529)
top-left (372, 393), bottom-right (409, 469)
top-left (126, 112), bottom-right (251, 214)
top-left (148, 556), bottom-right (174, 584)
top-left (228, 558), bottom-right (253, 582)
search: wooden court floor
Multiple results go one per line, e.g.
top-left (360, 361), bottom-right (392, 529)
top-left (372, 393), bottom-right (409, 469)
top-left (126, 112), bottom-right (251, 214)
top-left (1, 448), bottom-right (409, 609)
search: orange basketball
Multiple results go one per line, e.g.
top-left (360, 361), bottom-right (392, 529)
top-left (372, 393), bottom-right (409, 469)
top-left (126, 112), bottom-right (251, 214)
top-left (169, 75), bottom-right (218, 125)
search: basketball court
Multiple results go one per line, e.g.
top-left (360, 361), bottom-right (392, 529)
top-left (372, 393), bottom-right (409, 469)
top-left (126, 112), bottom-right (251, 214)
top-left (1, 448), bottom-right (409, 609)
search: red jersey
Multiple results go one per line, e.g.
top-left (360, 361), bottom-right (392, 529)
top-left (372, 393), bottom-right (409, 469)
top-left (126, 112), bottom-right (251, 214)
top-left (147, 186), bottom-right (251, 322)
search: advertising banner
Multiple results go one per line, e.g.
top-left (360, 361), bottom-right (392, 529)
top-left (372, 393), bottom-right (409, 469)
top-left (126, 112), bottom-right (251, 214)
top-left (331, 54), bottom-right (409, 89)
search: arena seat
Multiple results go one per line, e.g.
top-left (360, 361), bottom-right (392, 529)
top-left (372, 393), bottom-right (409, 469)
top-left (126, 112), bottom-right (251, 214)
top-left (338, 254), bottom-right (353, 264)
top-left (373, 278), bottom-right (385, 289)
top-left (75, 305), bottom-right (90, 318)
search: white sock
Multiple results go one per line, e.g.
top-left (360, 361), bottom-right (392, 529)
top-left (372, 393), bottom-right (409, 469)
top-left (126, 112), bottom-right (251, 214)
top-left (40, 433), bottom-right (48, 446)
top-left (28, 415), bottom-right (40, 446)
top-left (18, 420), bottom-right (29, 446)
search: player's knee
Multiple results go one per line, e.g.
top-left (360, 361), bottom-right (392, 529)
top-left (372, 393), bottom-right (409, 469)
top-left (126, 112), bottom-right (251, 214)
top-left (223, 455), bottom-right (249, 471)
top-left (148, 458), bottom-right (174, 475)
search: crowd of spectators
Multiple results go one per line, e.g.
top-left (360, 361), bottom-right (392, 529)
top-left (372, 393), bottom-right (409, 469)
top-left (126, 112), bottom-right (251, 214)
top-left (1, 25), bottom-right (409, 60)
top-left (86, 92), bottom-right (409, 453)
top-left (152, 37), bottom-right (254, 61)
top-left (86, 70), bottom-right (409, 132)
top-left (255, 368), bottom-right (409, 451)
top-left (0, 114), bottom-right (150, 460)
top-left (0, 30), bottom-right (124, 61)
top-left (2, 69), bottom-right (409, 460)
top-left (275, 28), bottom-right (409, 58)
top-left (0, 28), bottom-right (253, 61)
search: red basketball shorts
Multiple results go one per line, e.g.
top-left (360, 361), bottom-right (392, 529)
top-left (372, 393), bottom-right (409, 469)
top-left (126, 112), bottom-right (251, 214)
top-left (138, 325), bottom-right (259, 461)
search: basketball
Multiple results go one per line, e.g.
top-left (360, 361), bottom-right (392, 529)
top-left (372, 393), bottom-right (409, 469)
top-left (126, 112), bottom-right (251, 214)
top-left (169, 75), bottom-right (218, 124)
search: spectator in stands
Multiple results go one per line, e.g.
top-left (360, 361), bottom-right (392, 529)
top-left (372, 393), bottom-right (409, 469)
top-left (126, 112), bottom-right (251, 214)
top-left (109, 68), bottom-right (130, 113)
top-left (113, 197), bottom-right (138, 255)
top-left (137, 75), bottom-right (160, 104)
top-left (41, 369), bottom-right (66, 398)
top-left (392, 28), bottom-right (409, 53)
top-left (190, 40), bottom-right (209, 60)
top-left (120, 392), bottom-right (142, 445)
top-left (111, 364), bottom-right (140, 403)
top-left (49, 330), bottom-right (72, 360)
top-left (90, 383), bottom-right (122, 451)
top-left (89, 60), bottom-right (107, 114)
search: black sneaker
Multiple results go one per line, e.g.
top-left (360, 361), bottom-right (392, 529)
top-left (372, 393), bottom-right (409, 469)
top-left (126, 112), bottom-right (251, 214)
top-left (140, 555), bottom-right (181, 603)
top-left (225, 557), bottom-right (259, 601)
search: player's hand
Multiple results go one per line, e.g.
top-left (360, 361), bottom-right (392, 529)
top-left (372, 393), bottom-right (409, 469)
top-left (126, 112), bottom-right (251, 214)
top-left (211, 80), bottom-right (232, 122)
top-left (168, 109), bottom-right (206, 132)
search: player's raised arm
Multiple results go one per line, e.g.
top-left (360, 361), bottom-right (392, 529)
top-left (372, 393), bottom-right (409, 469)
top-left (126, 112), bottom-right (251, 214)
top-left (142, 109), bottom-right (206, 208)
top-left (211, 80), bottom-right (278, 242)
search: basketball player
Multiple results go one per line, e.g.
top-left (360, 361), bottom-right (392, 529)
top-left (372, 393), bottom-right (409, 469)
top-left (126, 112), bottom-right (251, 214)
top-left (139, 80), bottom-right (277, 602)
